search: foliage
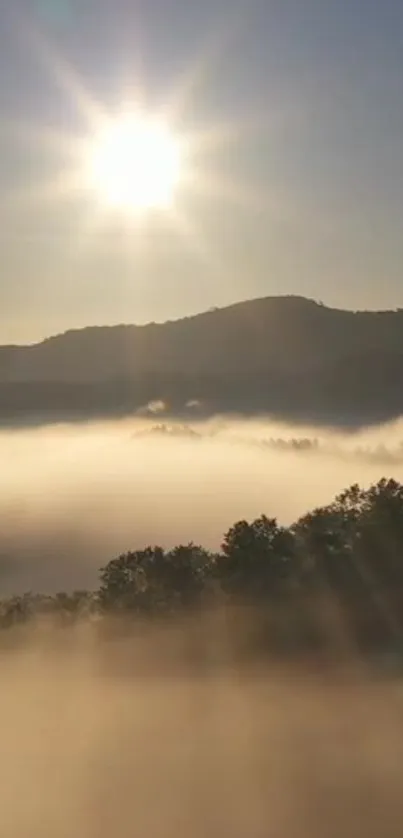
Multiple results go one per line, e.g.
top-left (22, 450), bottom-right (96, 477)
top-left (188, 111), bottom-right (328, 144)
top-left (99, 544), bottom-right (215, 613)
top-left (218, 516), bottom-right (295, 599)
top-left (2, 477), bottom-right (403, 661)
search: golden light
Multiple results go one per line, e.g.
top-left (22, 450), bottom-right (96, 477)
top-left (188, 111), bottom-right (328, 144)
top-left (86, 113), bottom-right (183, 211)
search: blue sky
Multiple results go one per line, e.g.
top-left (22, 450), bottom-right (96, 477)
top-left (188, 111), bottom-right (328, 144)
top-left (1, 0), bottom-right (403, 341)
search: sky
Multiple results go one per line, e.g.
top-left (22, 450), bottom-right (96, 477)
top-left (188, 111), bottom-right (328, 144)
top-left (1, 0), bottom-right (403, 343)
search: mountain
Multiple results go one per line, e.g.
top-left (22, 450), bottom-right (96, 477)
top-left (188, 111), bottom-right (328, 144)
top-left (1, 295), bottom-right (403, 426)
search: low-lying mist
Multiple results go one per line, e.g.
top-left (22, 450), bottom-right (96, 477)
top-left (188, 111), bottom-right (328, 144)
top-left (3, 416), bottom-right (403, 837)
top-left (2, 414), bottom-right (403, 594)
top-left (2, 624), bottom-right (403, 838)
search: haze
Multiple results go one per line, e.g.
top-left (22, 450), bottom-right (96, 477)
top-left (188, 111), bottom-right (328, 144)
top-left (2, 415), bottom-right (403, 595)
top-left (1, 621), bottom-right (403, 838)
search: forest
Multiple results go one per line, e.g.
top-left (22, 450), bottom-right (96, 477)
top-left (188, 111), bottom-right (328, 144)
top-left (2, 476), bottom-right (403, 669)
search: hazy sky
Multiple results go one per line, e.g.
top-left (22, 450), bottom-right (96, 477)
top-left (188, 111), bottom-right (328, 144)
top-left (1, 0), bottom-right (403, 342)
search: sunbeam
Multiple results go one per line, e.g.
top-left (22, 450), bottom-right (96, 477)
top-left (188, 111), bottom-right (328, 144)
top-left (3, 7), bottom-right (273, 271)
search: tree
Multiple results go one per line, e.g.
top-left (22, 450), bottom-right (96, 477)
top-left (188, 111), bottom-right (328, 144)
top-left (99, 544), bottom-right (215, 614)
top-left (99, 547), bottom-right (164, 613)
top-left (344, 479), bottom-right (403, 648)
top-left (293, 501), bottom-right (365, 656)
top-left (0, 593), bottom-right (35, 629)
top-left (218, 515), bottom-right (295, 600)
top-left (293, 479), bottom-right (403, 654)
top-left (164, 544), bottom-right (216, 607)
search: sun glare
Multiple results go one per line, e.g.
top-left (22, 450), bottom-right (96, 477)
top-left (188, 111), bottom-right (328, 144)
top-left (87, 114), bottom-right (183, 211)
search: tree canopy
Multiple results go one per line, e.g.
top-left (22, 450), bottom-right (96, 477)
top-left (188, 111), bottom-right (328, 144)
top-left (2, 477), bottom-right (403, 664)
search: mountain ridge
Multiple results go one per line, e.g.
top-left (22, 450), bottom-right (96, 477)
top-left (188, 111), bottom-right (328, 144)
top-left (5, 294), bottom-right (403, 350)
top-left (1, 295), bottom-right (403, 426)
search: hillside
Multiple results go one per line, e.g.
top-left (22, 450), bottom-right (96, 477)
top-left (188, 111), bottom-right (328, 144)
top-left (1, 295), bottom-right (403, 426)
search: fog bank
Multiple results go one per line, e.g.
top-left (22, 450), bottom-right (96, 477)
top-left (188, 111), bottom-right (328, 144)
top-left (1, 628), bottom-right (403, 838)
top-left (2, 415), bottom-right (403, 594)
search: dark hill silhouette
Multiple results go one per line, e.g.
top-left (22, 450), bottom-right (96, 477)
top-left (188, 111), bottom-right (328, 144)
top-left (1, 295), bottom-right (403, 426)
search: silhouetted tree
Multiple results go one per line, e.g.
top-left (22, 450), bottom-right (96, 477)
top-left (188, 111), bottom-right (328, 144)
top-left (2, 476), bottom-right (403, 666)
top-left (164, 544), bottom-right (216, 607)
top-left (99, 547), bottom-right (164, 613)
top-left (99, 544), bottom-right (215, 614)
top-left (338, 479), bottom-right (403, 648)
top-left (294, 479), bottom-right (403, 654)
top-left (0, 593), bottom-right (35, 629)
top-left (218, 515), bottom-right (295, 601)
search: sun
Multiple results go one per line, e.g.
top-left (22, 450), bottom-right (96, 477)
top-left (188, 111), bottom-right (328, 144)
top-left (86, 113), bottom-right (183, 211)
